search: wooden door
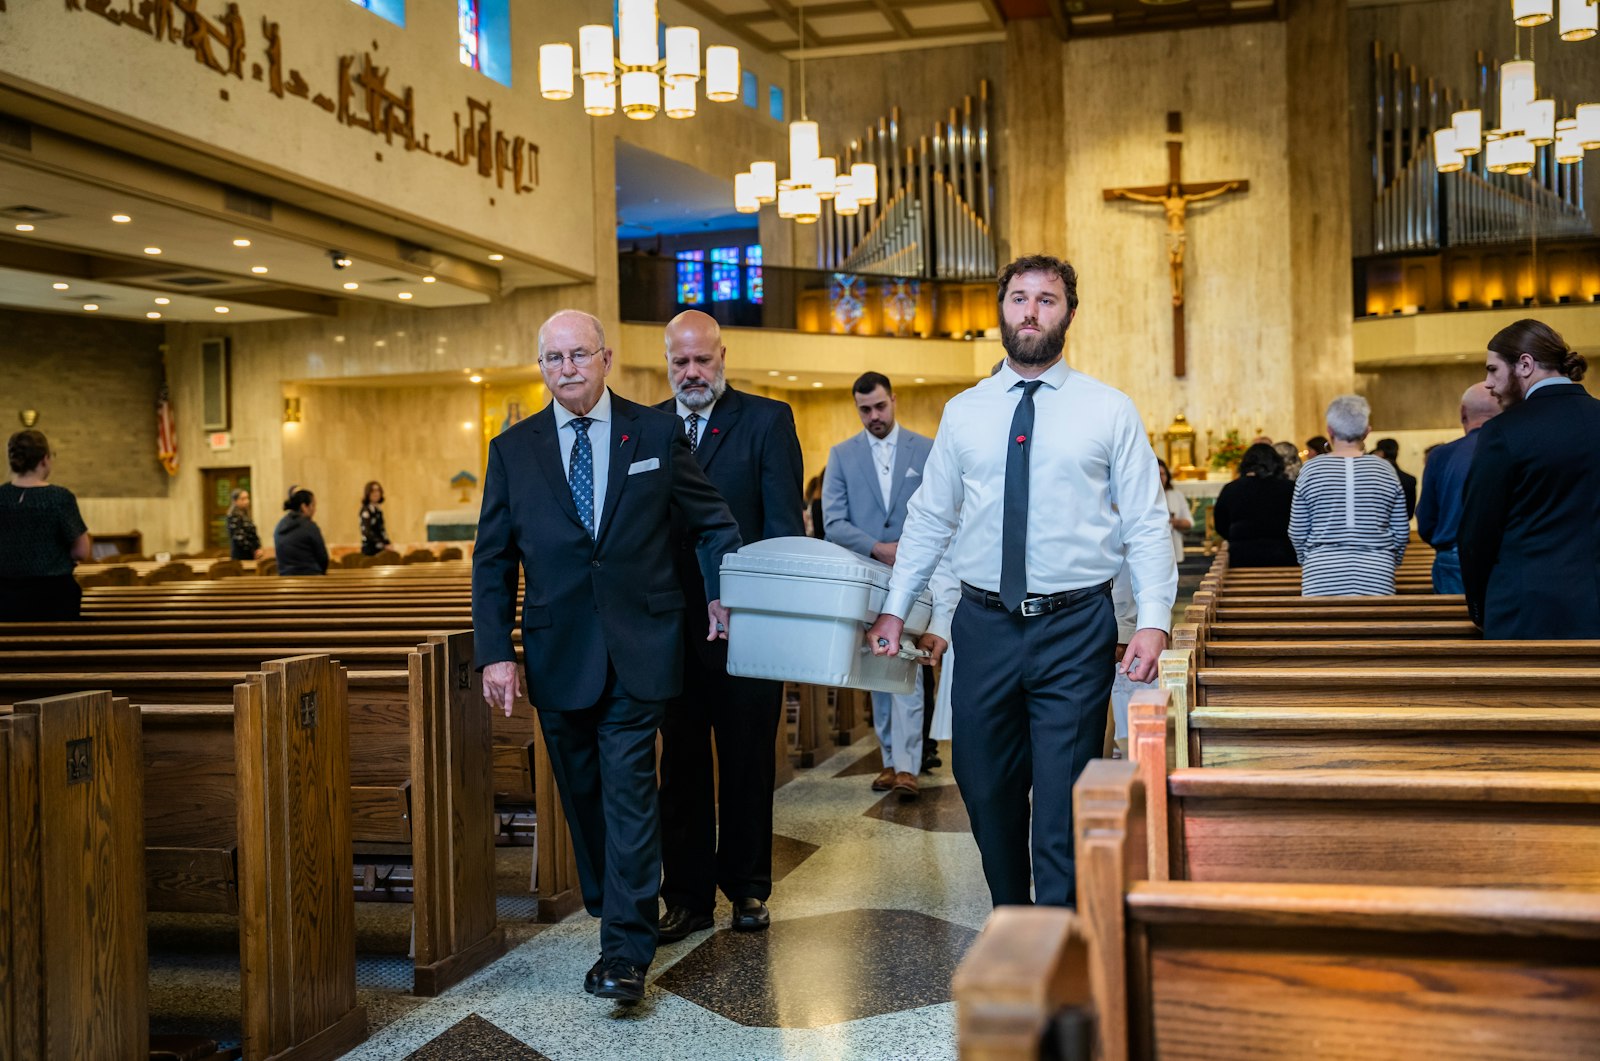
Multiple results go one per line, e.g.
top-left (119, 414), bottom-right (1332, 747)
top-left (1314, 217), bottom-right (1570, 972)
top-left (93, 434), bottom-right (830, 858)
top-left (201, 467), bottom-right (251, 551)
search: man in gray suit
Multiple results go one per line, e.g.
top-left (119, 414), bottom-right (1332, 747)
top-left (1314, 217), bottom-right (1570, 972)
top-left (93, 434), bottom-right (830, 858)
top-left (823, 372), bottom-right (935, 800)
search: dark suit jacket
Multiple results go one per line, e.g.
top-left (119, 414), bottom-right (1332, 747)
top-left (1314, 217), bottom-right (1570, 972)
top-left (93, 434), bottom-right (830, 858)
top-left (472, 391), bottom-right (742, 709)
top-left (655, 387), bottom-right (805, 661)
top-left (1395, 466), bottom-right (1417, 520)
top-left (1458, 382), bottom-right (1600, 639)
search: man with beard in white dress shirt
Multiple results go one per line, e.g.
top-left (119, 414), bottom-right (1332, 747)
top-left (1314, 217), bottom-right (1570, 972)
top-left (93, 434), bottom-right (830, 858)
top-left (864, 254), bottom-right (1176, 908)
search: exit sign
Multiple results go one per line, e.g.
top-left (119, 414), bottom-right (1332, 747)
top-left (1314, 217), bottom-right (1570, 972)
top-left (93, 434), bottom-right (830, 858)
top-left (208, 431), bottom-right (232, 451)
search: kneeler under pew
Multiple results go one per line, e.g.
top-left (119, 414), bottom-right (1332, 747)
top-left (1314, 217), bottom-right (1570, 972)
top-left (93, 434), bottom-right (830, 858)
top-left (952, 765), bottom-right (1600, 1061)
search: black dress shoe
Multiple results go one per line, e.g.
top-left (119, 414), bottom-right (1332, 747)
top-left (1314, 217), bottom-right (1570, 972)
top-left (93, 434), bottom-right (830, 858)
top-left (583, 955), bottom-right (603, 994)
top-left (595, 960), bottom-right (647, 1004)
top-left (731, 897), bottom-right (770, 932)
top-left (657, 905), bottom-right (715, 943)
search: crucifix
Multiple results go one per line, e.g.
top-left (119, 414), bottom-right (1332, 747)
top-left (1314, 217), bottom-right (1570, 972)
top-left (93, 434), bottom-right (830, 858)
top-left (1102, 112), bottom-right (1249, 378)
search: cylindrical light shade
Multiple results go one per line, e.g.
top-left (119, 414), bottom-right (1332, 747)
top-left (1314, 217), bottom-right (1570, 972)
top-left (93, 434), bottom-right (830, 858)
top-left (1484, 130), bottom-right (1512, 173)
top-left (584, 77), bottom-right (616, 117)
top-left (1524, 99), bottom-right (1556, 145)
top-left (812, 157), bottom-right (838, 199)
top-left (1499, 60), bottom-right (1537, 132)
top-left (617, 0), bottom-right (659, 67)
top-left (1451, 108), bottom-right (1483, 155)
top-left (1512, 0), bottom-right (1553, 25)
top-left (1555, 118), bottom-right (1583, 164)
top-left (791, 187), bottom-right (821, 224)
top-left (777, 187), bottom-right (798, 219)
top-left (620, 70), bottom-right (659, 120)
top-left (1561, 0), bottom-right (1598, 39)
top-left (664, 78), bottom-right (696, 119)
top-left (705, 46), bottom-right (740, 102)
top-left (835, 176), bottom-right (859, 216)
top-left (539, 44), bottom-right (574, 100)
top-left (734, 172), bottom-right (760, 213)
top-left (1433, 128), bottom-right (1464, 173)
top-left (1578, 104), bottom-right (1600, 149)
top-left (789, 120), bottom-right (820, 177)
top-left (665, 26), bottom-right (700, 84)
top-left (1502, 133), bottom-right (1536, 175)
top-left (850, 162), bottom-right (878, 204)
top-left (579, 25), bottom-right (615, 82)
top-left (750, 160), bottom-right (778, 202)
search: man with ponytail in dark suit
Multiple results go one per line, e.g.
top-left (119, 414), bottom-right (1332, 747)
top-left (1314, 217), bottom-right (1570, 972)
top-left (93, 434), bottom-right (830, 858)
top-left (1460, 318), bottom-right (1600, 639)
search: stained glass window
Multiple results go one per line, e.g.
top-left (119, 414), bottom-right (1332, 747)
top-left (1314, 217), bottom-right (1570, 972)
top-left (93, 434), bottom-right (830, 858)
top-left (745, 245), bottom-right (763, 304)
top-left (676, 250), bottom-right (705, 305)
top-left (768, 86), bottom-right (784, 122)
top-left (458, 0), bottom-right (481, 71)
top-left (742, 71), bottom-right (759, 108)
top-left (349, 0), bottom-right (404, 26)
top-left (709, 247), bottom-right (741, 302)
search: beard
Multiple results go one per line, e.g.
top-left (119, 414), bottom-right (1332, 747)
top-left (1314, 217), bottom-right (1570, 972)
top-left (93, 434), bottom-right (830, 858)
top-left (1001, 316), bottom-right (1069, 366)
top-left (673, 367), bottom-right (727, 411)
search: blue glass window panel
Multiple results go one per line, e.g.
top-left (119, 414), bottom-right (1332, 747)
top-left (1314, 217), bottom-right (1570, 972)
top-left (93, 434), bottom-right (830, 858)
top-left (742, 71), bottom-right (759, 108)
top-left (676, 250), bottom-right (705, 305)
top-left (768, 86), bottom-right (784, 122)
top-left (745, 245), bottom-right (763, 304)
top-left (477, 0), bottom-right (512, 86)
top-left (458, 0), bottom-right (481, 70)
top-left (350, 0), bottom-right (405, 27)
top-left (710, 247), bottom-right (740, 302)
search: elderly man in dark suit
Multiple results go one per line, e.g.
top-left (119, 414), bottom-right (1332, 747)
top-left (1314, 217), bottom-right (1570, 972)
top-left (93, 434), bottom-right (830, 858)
top-left (1460, 318), bottom-right (1600, 639)
top-left (654, 309), bottom-right (805, 943)
top-left (473, 309), bottom-right (741, 1004)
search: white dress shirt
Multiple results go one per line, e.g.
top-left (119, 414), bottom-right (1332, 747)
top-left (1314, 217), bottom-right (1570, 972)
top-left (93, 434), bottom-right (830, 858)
top-left (1526, 377), bottom-right (1578, 397)
top-left (870, 423), bottom-right (900, 510)
top-left (675, 397), bottom-right (718, 448)
top-left (553, 388), bottom-right (613, 537)
top-left (884, 358), bottom-right (1178, 633)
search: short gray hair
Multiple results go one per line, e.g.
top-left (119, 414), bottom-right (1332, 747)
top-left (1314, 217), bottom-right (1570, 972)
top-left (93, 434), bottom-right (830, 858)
top-left (537, 309), bottom-right (606, 356)
top-left (1325, 394), bottom-right (1371, 442)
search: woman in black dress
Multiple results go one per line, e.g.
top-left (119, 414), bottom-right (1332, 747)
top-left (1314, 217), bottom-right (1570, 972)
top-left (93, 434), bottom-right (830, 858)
top-left (1212, 442), bottom-right (1297, 568)
top-left (225, 488), bottom-right (263, 560)
top-left (359, 480), bottom-right (391, 556)
top-left (0, 430), bottom-right (91, 620)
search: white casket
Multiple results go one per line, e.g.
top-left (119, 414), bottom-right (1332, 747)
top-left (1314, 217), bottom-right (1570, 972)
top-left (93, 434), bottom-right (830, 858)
top-left (720, 536), bottom-right (933, 694)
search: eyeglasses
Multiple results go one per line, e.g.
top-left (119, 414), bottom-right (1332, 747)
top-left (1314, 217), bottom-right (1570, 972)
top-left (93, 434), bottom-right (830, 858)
top-left (540, 349), bottom-right (597, 369)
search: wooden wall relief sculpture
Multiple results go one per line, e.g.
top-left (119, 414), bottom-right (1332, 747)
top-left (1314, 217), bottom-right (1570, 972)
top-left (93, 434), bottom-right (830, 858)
top-left (44, 0), bottom-right (541, 196)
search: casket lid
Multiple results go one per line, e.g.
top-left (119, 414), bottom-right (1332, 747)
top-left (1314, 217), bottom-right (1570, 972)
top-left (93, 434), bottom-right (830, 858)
top-left (720, 535), bottom-right (889, 588)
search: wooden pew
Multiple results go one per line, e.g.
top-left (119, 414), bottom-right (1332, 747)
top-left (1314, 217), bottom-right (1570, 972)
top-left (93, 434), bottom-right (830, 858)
top-left (1, 692), bottom-right (148, 1060)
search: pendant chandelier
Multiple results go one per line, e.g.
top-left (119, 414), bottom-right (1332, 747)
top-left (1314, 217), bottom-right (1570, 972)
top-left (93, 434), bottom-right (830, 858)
top-left (1510, 0), bottom-right (1597, 41)
top-left (730, 5), bottom-right (878, 225)
top-left (538, 0), bottom-right (740, 121)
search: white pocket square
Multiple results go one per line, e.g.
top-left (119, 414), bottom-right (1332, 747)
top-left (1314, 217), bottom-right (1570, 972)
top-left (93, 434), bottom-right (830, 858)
top-left (628, 458), bottom-right (660, 475)
top-left (905, 467), bottom-right (920, 477)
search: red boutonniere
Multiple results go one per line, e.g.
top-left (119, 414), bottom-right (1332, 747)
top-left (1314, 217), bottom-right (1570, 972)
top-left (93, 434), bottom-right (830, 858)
top-left (621, 435), bottom-right (630, 444)
top-left (711, 427), bottom-right (720, 435)
top-left (1016, 435), bottom-right (1027, 444)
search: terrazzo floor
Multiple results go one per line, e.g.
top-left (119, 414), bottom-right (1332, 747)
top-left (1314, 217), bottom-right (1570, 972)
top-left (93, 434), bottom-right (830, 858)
top-left (330, 736), bottom-right (991, 1061)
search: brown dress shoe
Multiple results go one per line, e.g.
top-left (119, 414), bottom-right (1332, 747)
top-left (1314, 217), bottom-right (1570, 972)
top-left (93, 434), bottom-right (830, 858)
top-left (872, 767), bottom-right (897, 791)
top-left (893, 771), bottom-right (919, 801)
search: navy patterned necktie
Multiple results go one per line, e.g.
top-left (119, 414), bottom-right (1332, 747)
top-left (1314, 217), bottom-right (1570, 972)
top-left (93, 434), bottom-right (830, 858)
top-left (685, 412), bottom-right (701, 449)
top-left (1000, 381), bottom-right (1044, 613)
top-left (568, 417), bottom-right (595, 536)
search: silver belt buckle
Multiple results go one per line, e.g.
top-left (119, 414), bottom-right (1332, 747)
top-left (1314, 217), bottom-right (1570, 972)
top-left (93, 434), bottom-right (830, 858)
top-left (1020, 596), bottom-right (1048, 618)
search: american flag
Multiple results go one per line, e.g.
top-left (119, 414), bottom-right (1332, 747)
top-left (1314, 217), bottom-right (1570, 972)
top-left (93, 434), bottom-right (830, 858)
top-left (157, 361), bottom-right (178, 477)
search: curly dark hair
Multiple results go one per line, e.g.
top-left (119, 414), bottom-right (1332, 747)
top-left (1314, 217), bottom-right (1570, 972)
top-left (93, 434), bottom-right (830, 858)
top-left (996, 255), bottom-right (1079, 316)
top-left (7, 429), bottom-right (49, 475)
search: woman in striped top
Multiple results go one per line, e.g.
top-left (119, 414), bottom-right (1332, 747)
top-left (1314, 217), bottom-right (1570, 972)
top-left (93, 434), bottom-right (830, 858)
top-left (1289, 394), bottom-right (1409, 596)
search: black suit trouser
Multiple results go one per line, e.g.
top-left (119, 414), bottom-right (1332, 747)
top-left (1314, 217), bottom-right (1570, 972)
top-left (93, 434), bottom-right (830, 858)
top-left (658, 640), bottom-right (783, 914)
top-left (950, 588), bottom-right (1114, 908)
top-left (536, 677), bottom-right (666, 968)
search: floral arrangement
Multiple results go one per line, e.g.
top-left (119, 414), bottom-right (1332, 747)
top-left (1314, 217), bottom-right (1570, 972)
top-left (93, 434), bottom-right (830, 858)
top-left (1209, 429), bottom-right (1248, 471)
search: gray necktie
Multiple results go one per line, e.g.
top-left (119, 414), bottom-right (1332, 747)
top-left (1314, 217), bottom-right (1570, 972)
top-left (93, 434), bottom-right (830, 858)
top-left (685, 412), bottom-right (701, 449)
top-left (1000, 381), bottom-right (1043, 612)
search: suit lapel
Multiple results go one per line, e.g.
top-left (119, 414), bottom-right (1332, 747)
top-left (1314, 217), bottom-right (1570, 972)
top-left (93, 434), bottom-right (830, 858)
top-left (595, 396), bottom-right (641, 547)
top-left (694, 388), bottom-right (742, 470)
top-left (885, 433), bottom-right (918, 516)
top-left (530, 406), bottom-right (587, 533)
top-left (853, 432), bottom-right (887, 521)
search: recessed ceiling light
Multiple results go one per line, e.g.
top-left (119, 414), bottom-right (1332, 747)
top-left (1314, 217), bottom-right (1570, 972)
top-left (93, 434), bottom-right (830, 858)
top-left (462, 421), bottom-right (475, 430)
top-left (153, 297), bottom-right (170, 305)
top-left (914, 377), bottom-right (926, 383)
top-left (111, 214), bottom-right (131, 223)
top-left (488, 253), bottom-right (505, 261)
top-left (251, 265), bottom-right (268, 274)
top-left (14, 223), bottom-right (34, 232)
top-left (767, 370), bottom-right (780, 376)
top-left (334, 335), bottom-right (345, 342)
top-left (786, 375), bottom-right (798, 381)
top-left (214, 306), bottom-right (230, 314)
top-left (423, 275), bottom-right (437, 283)
top-left (469, 374), bottom-right (484, 383)
top-left (811, 381), bottom-right (823, 388)
top-left (82, 303), bottom-right (99, 311)
top-left (232, 238), bottom-right (251, 247)
top-left (52, 282), bottom-right (69, 291)
top-left (146, 311), bottom-right (162, 319)
top-left (334, 256), bottom-right (353, 268)
top-left (143, 246), bottom-right (162, 255)
top-left (397, 291), bottom-right (414, 300)
top-left (342, 282), bottom-right (359, 290)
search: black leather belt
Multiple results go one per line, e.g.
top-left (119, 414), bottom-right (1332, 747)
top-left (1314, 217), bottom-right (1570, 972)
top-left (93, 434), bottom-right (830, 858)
top-left (961, 579), bottom-right (1112, 618)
